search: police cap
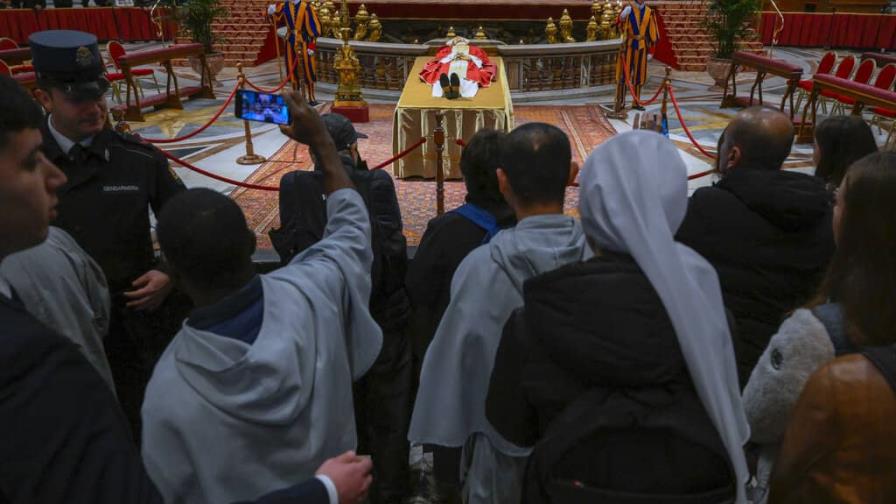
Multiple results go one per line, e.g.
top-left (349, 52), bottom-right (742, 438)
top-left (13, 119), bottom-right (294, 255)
top-left (29, 30), bottom-right (110, 101)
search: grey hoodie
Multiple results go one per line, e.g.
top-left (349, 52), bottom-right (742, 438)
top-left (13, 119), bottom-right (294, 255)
top-left (409, 213), bottom-right (587, 454)
top-left (141, 190), bottom-right (382, 504)
top-left (0, 226), bottom-right (114, 391)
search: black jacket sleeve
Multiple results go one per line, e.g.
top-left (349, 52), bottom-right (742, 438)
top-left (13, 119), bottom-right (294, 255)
top-left (237, 477), bottom-right (329, 504)
top-left (0, 312), bottom-right (162, 504)
top-left (486, 307), bottom-right (539, 448)
top-left (368, 171), bottom-right (406, 260)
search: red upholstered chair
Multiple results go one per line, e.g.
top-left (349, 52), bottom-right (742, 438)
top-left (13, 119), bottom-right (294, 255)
top-left (0, 60), bottom-right (11, 76)
top-left (106, 40), bottom-right (160, 98)
top-left (830, 59), bottom-right (876, 114)
top-left (815, 55), bottom-right (856, 114)
top-left (866, 65), bottom-right (896, 146)
top-left (795, 51), bottom-right (836, 112)
top-left (870, 105), bottom-right (896, 146)
top-left (0, 37), bottom-right (35, 75)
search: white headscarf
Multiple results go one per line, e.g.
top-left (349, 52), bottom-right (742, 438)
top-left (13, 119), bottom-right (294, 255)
top-left (579, 131), bottom-right (749, 503)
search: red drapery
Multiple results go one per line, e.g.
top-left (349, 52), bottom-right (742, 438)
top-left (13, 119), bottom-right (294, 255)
top-left (760, 12), bottom-right (896, 50)
top-left (0, 7), bottom-right (176, 45)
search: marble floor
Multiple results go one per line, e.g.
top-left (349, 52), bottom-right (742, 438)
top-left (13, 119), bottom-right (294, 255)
top-left (115, 45), bottom-right (891, 246)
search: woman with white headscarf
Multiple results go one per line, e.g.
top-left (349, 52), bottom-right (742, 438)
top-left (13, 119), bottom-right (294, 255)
top-left (486, 130), bottom-right (749, 503)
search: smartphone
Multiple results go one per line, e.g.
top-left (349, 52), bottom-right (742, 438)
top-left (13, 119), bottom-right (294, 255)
top-left (235, 89), bottom-right (291, 125)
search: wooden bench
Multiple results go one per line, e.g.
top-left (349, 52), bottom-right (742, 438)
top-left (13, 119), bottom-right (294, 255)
top-left (721, 51), bottom-right (803, 118)
top-left (110, 43), bottom-right (215, 122)
top-left (796, 73), bottom-right (896, 142)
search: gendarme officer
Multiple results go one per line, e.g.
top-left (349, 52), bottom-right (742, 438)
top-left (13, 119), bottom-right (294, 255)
top-left (30, 30), bottom-right (187, 441)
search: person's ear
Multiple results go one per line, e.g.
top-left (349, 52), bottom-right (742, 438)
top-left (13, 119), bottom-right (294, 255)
top-left (568, 162), bottom-right (579, 187)
top-left (728, 145), bottom-right (742, 170)
top-left (496, 167), bottom-right (511, 201)
top-left (33, 88), bottom-right (53, 113)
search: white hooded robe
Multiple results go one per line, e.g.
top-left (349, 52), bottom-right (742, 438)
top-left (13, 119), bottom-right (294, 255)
top-left (141, 189), bottom-right (382, 504)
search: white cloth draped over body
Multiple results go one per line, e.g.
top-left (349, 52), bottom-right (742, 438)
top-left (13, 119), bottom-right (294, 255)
top-left (432, 49), bottom-right (484, 98)
top-left (141, 189), bottom-right (383, 504)
top-left (579, 131), bottom-right (750, 504)
top-left (409, 214), bottom-right (589, 503)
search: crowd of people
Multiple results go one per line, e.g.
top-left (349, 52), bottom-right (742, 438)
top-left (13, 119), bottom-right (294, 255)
top-left (1, 28), bottom-right (895, 504)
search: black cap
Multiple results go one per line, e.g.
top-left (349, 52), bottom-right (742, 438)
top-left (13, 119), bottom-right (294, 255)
top-left (29, 30), bottom-right (109, 101)
top-left (322, 113), bottom-right (368, 151)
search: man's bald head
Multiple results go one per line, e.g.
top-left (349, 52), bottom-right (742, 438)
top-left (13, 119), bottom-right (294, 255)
top-left (718, 106), bottom-right (795, 173)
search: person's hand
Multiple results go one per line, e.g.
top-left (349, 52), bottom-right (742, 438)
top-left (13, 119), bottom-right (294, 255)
top-left (279, 89), bottom-right (328, 146)
top-left (315, 451), bottom-right (373, 504)
top-left (123, 270), bottom-right (173, 311)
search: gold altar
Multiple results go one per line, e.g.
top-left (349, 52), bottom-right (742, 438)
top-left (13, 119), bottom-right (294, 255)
top-left (392, 55), bottom-right (513, 179)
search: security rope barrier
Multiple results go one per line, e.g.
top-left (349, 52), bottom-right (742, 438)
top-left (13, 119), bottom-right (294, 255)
top-left (244, 75), bottom-right (291, 94)
top-left (133, 69), bottom-right (718, 189)
top-left (161, 135), bottom-right (428, 191)
top-left (621, 60), bottom-right (666, 108)
top-left (138, 83), bottom-right (240, 145)
top-left (667, 85), bottom-right (719, 160)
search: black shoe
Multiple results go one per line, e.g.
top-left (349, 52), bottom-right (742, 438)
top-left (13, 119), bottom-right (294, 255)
top-left (632, 105), bottom-right (646, 111)
top-left (449, 73), bottom-right (461, 99)
top-left (308, 100), bottom-right (320, 106)
top-left (439, 73), bottom-right (451, 98)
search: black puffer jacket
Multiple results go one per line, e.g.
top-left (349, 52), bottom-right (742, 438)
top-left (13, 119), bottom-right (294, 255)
top-left (486, 253), bottom-right (734, 504)
top-left (676, 168), bottom-right (835, 387)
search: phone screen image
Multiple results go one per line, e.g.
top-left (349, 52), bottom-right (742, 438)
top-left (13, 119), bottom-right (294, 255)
top-left (235, 89), bottom-right (291, 125)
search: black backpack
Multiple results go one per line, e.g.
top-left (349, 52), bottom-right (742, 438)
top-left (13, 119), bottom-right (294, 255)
top-left (268, 169), bottom-right (386, 301)
top-left (523, 387), bottom-right (735, 504)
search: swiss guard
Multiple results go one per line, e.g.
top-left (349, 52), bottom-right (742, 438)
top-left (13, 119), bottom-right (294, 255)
top-left (267, 0), bottom-right (321, 105)
top-left (616, 0), bottom-right (659, 110)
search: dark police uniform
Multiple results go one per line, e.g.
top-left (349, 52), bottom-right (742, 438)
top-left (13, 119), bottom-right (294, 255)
top-left (43, 128), bottom-right (185, 294)
top-left (30, 30), bottom-right (187, 441)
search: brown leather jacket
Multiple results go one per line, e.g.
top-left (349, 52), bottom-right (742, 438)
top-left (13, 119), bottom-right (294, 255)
top-left (769, 354), bottom-right (896, 504)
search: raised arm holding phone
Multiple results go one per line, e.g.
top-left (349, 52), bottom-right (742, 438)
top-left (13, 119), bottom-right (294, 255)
top-left (142, 90), bottom-right (382, 504)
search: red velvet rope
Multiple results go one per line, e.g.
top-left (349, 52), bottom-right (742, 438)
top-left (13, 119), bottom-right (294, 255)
top-left (370, 137), bottom-right (427, 170)
top-left (667, 85), bottom-right (719, 161)
top-left (244, 76), bottom-right (291, 94)
top-left (139, 84), bottom-right (240, 145)
top-left (687, 168), bottom-right (717, 180)
top-left (621, 60), bottom-right (666, 108)
top-left (161, 136), bottom-right (428, 190)
top-left (162, 150), bottom-right (280, 191)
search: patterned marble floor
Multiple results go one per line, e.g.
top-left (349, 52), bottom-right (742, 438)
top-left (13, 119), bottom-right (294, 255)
top-left (118, 46), bottom-right (890, 247)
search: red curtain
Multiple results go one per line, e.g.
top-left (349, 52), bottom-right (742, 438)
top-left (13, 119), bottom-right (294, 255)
top-left (761, 12), bottom-right (896, 50)
top-left (0, 7), bottom-right (174, 45)
top-left (652, 8), bottom-right (679, 70)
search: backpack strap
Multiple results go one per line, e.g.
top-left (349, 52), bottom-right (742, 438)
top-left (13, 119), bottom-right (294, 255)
top-left (811, 303), bottom-right (856, 356)
top-left (861, 345), bottom-right (896, 395)
top-left (451, 203), bottom-right (501, 243)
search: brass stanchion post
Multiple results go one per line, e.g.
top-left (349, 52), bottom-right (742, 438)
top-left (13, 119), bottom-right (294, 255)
top-left (434, 113), bottom-right (445, 215)
top-left (272, 16), bottom-right (285, 83)
top-left (236, 63), bottom-right (268, 165)
top-left (660, 66), bottom-right (671, 118)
